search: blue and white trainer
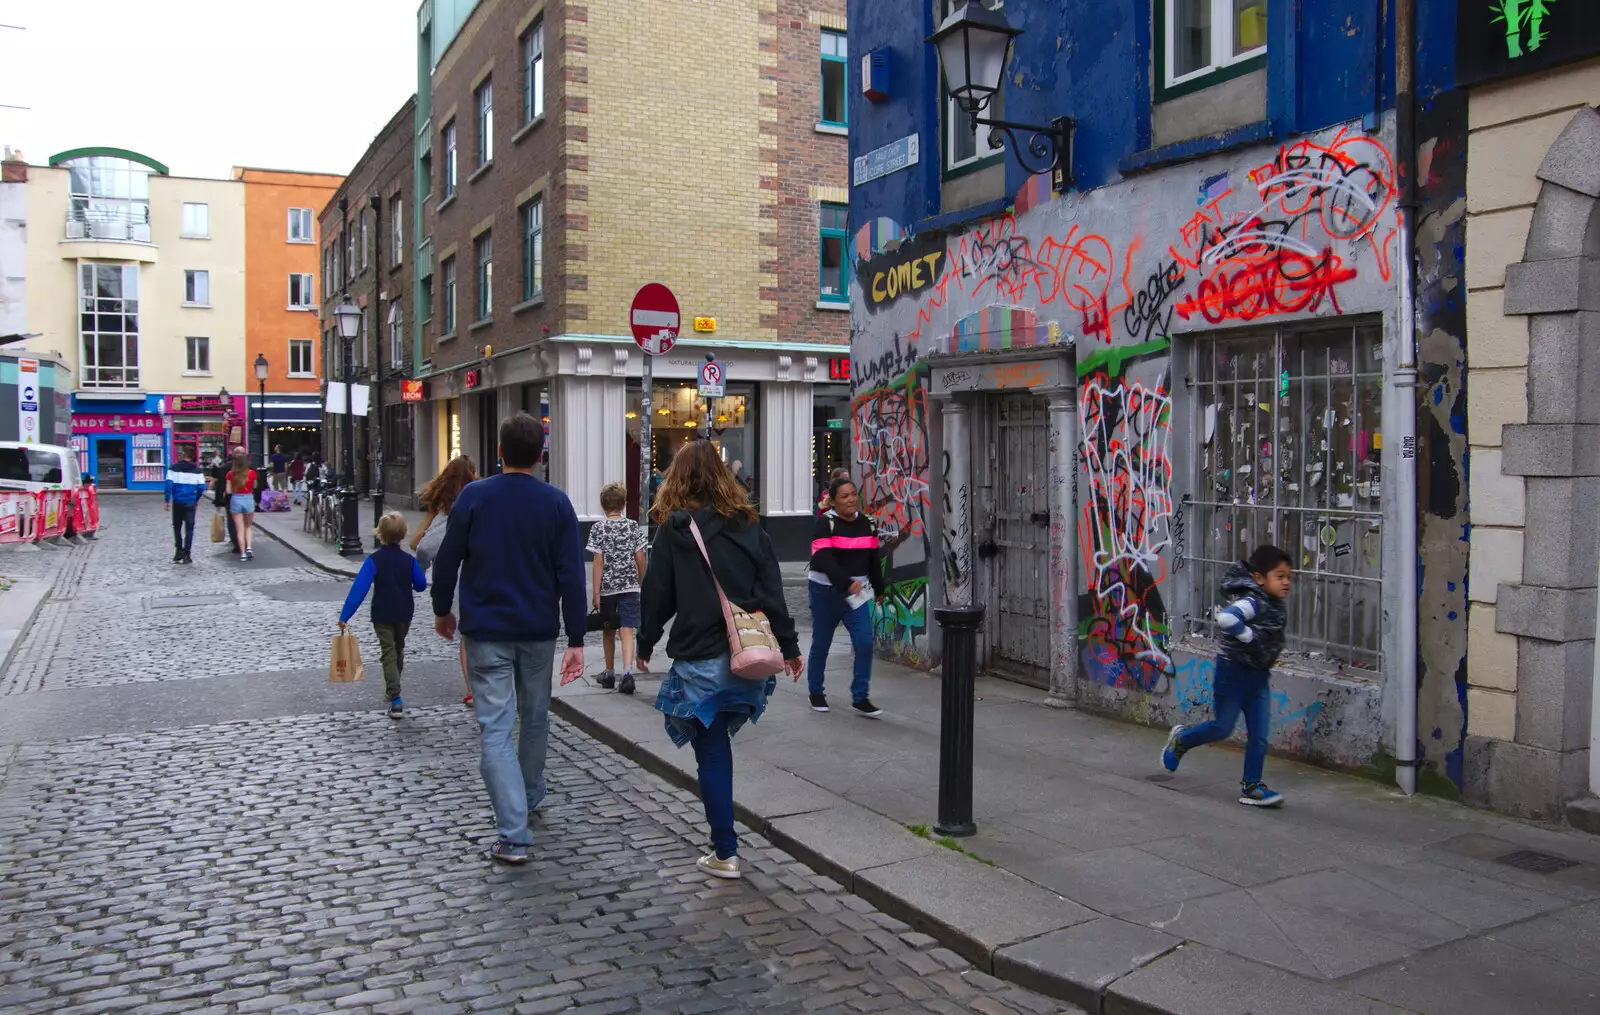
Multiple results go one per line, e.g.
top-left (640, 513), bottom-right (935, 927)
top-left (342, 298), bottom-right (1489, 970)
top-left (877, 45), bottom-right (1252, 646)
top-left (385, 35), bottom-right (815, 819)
top-left (489, 839), bottom-right (531, 864)
top-left (1239, 782), bottom-right (1285, 807)
top-left (1161, 725), bottom-right (1188, 772)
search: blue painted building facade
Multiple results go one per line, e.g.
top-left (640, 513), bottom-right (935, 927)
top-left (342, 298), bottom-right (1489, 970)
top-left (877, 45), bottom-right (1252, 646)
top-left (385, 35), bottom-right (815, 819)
top-left (846, 1), bottom-right (1470, 787)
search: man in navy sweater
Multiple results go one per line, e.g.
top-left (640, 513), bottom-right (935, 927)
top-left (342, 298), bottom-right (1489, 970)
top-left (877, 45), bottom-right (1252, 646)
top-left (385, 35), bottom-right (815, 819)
top-left (431, 412), bottom-right (587, 864)
top-left (163, 449), bottom-right (208, 564)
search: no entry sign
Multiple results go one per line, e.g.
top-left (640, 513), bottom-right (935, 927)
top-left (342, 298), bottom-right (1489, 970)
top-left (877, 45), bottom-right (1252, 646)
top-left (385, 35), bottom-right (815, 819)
top-left (630, 283), bottom-right (680, 357)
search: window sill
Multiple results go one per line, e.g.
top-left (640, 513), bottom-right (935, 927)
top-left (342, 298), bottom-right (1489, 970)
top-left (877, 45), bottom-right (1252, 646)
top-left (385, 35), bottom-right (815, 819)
top-left (437, 194), bottom-right (457, 214)
top-left (437, 331), bottom-right (457, 343)
top-left (816, 300), bottom-right (850, 311)
top-left (1118, 119), bottom-right (1275, 176)
top-left (512, 116), bottom-right (546, 145)
top-left (942, 150), bottom-right (1004, 181)
top-left (469, 317), bottom-right (494, 333)
top-left (288, 372), bottom-right (317, 379)
top-left (389, 261), bottom-right (404, 274)
top-left (469, 161), bottom-right (494, 184)
top-left (814, 122), bottom-right (849, 137)
top-left (180, 234), bottom-right (211, 240)
top-left (181, 302), bottom-right (212, 309)
top-left (287, 238), bottom-right (316, 245)
top-left (1155, 53), bottom-right (1268, 104)
top-left (512, 295), bottom-right (545, 314)
top-left (181, 370), bottom-right (213, 378)
top-left (286, 306), bottom-right (317, 312)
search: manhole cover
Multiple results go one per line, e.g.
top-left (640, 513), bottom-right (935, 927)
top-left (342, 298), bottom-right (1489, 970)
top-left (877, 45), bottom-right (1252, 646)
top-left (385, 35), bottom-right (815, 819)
top-left (258, 580), bottom-right (349, 603)
top-left (1495, 849), bottom-right (1580, 874)
top-left (149, 594), bottom-right (236, 609)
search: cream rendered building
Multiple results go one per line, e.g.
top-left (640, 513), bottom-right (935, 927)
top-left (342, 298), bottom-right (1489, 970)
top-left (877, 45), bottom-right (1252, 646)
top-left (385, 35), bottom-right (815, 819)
top-left (22, 148), bottom-right (248, 490)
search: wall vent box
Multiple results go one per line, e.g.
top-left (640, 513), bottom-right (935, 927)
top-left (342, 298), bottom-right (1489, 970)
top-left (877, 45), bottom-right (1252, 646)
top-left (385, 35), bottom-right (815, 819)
top-left (862, 47), bottom-right (890, 103)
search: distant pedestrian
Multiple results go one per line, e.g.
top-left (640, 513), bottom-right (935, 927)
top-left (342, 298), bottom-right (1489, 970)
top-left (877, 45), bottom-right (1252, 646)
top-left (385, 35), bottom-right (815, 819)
top-left (1161, 545), bottom-right (1293, 808)
top-left (340, 511), bottom-right (428, 719)
top-left (269, 445), bottom-right (289, 491)
top-left (306, 453), bottom-right (323, 488)
top-left (816, 467), bottom-right (851, 514)
top-left (210, 455), bottom-right (239, 554)
top-left (412, 454), bottom-right (480, 707)
top-left (586, 482), bottom-right (647, 695)
top-left (163, 448), bottom-right (207, 565)
top-left (288, 453), bottom-right (307, 502)
top-left (226, 449), bottom-right (258, 561)
top-left (431, 414), bottom-right (587, 865)
top-left (806, 477), bottom-right (885, 717)
top-left (638, 440), bottom-right (802, 881)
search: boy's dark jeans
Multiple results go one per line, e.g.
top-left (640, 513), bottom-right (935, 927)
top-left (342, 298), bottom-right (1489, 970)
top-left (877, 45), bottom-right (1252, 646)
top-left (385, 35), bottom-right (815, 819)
top-left (1177, 659), bottom-right (1272, 785)
top-left (374, 622), bottom-right (410, 701)
top-left (170, 503), bottom-right (196, 554)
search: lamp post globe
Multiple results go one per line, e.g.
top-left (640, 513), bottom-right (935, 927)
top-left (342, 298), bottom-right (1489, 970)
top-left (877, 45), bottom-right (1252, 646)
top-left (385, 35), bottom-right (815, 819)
top-left (253, 353), bottom-right (269, 470)
top-left (929, 2), bottom-right (1018, 117)
top-left (331, 295), bottom-right (364, 556)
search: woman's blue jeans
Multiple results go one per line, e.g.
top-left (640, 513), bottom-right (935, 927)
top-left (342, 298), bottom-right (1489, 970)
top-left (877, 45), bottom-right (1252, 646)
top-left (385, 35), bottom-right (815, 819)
top-left (807, 582), bottom-right (874, 702)
top-left (690, 712), bottom-right (737, 860)
top-left (1177, 659), bottom-right (1273, 786)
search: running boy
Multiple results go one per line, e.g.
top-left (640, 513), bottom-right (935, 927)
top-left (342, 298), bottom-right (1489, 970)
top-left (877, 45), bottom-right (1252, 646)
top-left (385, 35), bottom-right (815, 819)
top-left (586, 482), bottom-right (647, 695)
top-left (1161, 544), bottom-right (1292, 807)
top-left (340, 511), bottom-right (428, 719)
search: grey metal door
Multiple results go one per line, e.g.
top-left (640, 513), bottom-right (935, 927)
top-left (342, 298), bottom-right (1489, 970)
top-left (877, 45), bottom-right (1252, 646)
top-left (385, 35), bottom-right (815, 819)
top-left (989, 394), bottom-right (1052, 684)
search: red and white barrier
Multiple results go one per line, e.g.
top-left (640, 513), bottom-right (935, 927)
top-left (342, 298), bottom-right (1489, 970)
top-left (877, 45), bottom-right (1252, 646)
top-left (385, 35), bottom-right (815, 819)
top-left (36, 490), bottom-right (70, 541)
top-left (73, 485), bottom-right (100, 536)
top-left (0, 490), bottom-right (40, 545)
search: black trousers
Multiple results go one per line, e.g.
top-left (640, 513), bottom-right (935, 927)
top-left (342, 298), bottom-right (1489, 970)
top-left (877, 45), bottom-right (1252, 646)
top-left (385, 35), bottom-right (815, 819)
top-left (171, 503), bottom-right (196, 554)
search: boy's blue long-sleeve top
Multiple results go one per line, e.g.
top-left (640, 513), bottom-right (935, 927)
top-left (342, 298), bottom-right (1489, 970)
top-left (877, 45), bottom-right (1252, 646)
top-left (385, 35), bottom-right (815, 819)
top-left (164, 460), bottom-right (208, 506)
top-left (429, 472), bottom-right (588, 648)
top-left (340, 545), bottom-right (427, 624)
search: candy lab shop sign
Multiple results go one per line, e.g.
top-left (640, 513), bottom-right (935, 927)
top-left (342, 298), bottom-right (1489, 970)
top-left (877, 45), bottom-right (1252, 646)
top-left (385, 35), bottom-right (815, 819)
top-left (1456, 0), bottom-right (1600, 86)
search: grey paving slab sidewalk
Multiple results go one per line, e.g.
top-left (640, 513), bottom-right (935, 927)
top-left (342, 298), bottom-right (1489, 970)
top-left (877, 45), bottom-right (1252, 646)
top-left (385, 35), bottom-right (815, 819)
top-left (551, 660), bottom-right (1600, 1015)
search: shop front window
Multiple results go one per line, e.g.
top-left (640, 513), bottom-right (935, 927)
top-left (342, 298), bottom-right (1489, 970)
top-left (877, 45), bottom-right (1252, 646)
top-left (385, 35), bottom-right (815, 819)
top-left (625, 381), bottom-right (759, 507)
top-left (813, 386), bottom-right (852, 491)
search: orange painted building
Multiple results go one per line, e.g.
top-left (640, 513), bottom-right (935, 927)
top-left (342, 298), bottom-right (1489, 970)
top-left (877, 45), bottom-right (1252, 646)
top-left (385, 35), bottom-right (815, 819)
top-left (235, 166), bottom-right (342, 459)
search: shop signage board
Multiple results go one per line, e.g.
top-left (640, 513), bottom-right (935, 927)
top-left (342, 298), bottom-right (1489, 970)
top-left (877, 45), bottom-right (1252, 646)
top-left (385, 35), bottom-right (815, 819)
top-left (16, 359), bottom-right (38, 444)
top-left (1456, 0), bottom-right (1600, 86)
top-left (400, 380), bottom-right (425, 402)
top-left (71, 413), bottom-right (164, 432)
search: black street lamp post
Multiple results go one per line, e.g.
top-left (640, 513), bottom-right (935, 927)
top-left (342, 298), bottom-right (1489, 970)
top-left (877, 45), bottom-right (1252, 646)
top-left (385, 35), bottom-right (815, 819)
top-left (254, 353), bottom-right (269, 470)
top-left (332, 295), bottom-right (364, 556)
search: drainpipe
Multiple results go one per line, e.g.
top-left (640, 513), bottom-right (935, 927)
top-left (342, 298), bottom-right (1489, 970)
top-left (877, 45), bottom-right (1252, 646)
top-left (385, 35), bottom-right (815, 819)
top-left (1392, 0), bottom-right (1419, 796)
top-left (1590, 551), bottom-right (1600, 795)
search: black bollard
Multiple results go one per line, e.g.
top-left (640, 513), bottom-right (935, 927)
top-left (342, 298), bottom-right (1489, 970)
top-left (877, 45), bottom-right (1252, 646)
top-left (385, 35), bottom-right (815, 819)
top-left (934, 605), bottom-right (984, 838)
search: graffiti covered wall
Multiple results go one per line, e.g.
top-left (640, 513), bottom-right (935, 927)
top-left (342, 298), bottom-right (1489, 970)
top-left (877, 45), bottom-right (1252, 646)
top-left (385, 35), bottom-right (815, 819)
top-left (852, 118), bottom-right (1401, 765)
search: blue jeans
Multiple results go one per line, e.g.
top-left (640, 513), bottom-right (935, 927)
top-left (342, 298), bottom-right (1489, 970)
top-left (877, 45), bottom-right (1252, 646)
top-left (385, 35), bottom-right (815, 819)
top-left (1178, 660), bottom-right (1272, 786)
top-left (807, 582), bottom-right (874, 702)
top-left (690, 712), bottom-right (737, 860)
top-left (170, 503), bottom-right (196, 554)
top-left (463, 638), bottom-right (554, 842)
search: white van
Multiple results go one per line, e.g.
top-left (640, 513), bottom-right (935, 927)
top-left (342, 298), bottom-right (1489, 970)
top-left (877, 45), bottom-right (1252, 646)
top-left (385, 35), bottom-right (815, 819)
top-left (0, 441), bottom-right (98, 537)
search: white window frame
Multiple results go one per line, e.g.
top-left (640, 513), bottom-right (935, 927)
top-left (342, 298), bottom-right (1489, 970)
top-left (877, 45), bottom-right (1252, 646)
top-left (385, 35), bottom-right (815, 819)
top-left (184, 336), bottom-right (211, 375)
top-left (288, 207), bottom-right (315, 243)
top-left (288, 273), bottom-right (315, 309)
top-left (1162, 0), bottom-right (1268, 92)
top-left (441, 256), bottom-right (457, 334)
top-left (360, 209), bottom-right (369, 270)
top-left (183, 269), bottom-right (210, 307)
top-left (388, 301), bottom-right (405, 367)
top-left (390, 196), bottom-right (403, 267)
top-left (477, 79), bottom-right (494, 166)
top-left (524, 22), bottom-right (545, 123)
top-left (289, 338), bottom-right (315, 378)
top-left (181, 203), bottom-right (209, 238)
top-left (442, 121), bottom-right (458, 198)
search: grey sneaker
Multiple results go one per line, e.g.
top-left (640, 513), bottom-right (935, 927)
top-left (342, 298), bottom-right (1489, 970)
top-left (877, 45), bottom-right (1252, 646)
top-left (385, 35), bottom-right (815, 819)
top-left (489, 839), bottom-right (531, 864)
top-left (697, 854), bottom-right (742, 880)
top-left (597, 670), bottom-right (616, 690)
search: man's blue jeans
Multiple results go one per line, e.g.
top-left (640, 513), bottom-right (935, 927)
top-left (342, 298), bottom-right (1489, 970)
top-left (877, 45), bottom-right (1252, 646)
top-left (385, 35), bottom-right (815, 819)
top-left (170, 503), bottom-right (196, 554)
top-left (463, 638), bottom-right (554, 842)
top-left (807, 582), bottom-right (874, 702)
top-left (690, 712), bottom-right (737, 860)
top-left (1177, 659), bottom-right (1273, 786)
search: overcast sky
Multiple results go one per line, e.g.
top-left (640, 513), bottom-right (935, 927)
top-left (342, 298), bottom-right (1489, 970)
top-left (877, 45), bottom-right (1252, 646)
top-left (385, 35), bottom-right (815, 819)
top-left (0, 0), bottom-right (417, 179)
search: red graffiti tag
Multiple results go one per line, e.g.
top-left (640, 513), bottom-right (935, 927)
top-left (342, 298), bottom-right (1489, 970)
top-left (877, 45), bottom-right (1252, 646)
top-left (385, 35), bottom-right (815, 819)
top-left (1174, 250), bottom-right (1358, 324)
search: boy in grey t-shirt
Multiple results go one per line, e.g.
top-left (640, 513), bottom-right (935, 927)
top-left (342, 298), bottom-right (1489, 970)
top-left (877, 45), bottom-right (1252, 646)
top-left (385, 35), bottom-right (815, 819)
top-left (586, 483), bottom-right (648, 694)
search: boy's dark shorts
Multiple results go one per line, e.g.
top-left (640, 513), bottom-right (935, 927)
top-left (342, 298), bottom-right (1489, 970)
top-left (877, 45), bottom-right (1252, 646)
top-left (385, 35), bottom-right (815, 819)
top-left (600, 591), bottom-right (641, 630)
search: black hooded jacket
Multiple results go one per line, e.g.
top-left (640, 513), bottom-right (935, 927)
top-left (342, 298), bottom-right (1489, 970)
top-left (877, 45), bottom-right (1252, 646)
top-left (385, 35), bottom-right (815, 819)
top-left (638, 506), bottom-right (800, 663)
top-left (1214, 561), bottom-right (1287, 672)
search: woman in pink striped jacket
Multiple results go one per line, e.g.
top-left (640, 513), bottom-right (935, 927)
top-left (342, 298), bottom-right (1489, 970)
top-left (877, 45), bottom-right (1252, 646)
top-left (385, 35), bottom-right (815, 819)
top-left (805, 476), bottom-right (886, 719)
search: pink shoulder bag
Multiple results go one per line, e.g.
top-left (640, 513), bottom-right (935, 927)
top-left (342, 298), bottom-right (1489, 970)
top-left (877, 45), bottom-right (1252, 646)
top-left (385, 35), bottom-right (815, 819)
top-left (686, 518), bottom-right (785, 680)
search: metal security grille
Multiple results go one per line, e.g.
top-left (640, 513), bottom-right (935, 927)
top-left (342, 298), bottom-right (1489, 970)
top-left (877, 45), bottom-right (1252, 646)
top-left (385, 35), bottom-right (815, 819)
top-left (1184, 321), bottom-right (1385, 668)
top-left (990, 394), bottom-right (1052, 681)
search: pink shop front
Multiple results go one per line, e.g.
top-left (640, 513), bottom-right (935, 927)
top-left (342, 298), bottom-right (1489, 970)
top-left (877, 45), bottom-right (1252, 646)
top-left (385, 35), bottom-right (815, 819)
top-left (70, 394), bottom-right (246, 492)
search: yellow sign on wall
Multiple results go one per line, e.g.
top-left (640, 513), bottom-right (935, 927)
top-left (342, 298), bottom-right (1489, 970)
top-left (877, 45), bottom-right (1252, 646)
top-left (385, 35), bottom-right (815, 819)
top-left (693, 317), bottom-right (717, 333)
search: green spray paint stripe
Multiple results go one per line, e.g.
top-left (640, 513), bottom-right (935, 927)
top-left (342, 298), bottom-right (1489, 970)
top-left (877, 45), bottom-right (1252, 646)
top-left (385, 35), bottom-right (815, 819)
top-left (1075, 338), bottom-right (1171, 379)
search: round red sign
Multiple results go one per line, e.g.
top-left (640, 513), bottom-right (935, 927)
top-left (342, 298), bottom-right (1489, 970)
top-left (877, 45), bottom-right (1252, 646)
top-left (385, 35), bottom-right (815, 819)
top-left (629, 283), bottom-right (680, 357)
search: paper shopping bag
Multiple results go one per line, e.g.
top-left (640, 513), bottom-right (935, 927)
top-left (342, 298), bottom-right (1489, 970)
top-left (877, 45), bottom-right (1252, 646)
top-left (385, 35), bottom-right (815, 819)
top-left (328, 631), bottom-right (365, 683)
top-left (210, 511), bottom-right (226, 543)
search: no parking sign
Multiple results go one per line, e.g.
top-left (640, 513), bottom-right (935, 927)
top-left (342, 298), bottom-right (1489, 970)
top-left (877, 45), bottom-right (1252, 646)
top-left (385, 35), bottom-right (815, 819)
top-left (698, 360), bottom-right (725, 397)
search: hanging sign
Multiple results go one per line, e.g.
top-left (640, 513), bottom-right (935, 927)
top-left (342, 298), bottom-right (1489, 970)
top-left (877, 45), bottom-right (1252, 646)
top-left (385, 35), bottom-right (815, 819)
top-left (853, 133), bottom-right (920, 186)
top-left (1456, 0), bottom-right (1600, 87)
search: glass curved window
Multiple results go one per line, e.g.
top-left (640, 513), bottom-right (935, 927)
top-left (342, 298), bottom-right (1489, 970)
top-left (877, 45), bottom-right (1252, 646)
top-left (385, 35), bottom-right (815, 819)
top-left (62, 156), bottom-right (154, 241)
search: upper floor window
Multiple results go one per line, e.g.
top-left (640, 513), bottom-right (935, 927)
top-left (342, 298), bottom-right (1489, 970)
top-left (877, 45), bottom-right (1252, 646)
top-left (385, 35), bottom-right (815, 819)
top-left (477, 80), bottom-right (494, 166)
top-left (288, 273), bottom-right (315, 309)
top-left (390, 196), bottom-right (403, 267)
top-left (941, 0), bottom-right (1004, 173)
top-left (345, 228), bottom-right (356, 284)
top-left (523, 22), bottom-right (545, 123)
top-left (360, 209), bottom-right (369, 270)
top-left (185, 336), bottom-right (211, 375)
top-left (441, 255), bottom-right (457, 334)
top-left (820, 30), bottom-right (848, 128)
top-left (520, 198), bottom-right (543, 301)
top-left (63, 155), bottom-right (152, 242)
top-left (79, 263), bottom-right (141, 389)
top-left (288, 207), bottom-right (315, 243)
top-left (289, 338), bottom-right (315, 378)
top-left (387, 301), bottom-right (405, 367)
top-left (818, 203), bottom-right (848, 304)
top-left (1158, 0), bottom-right (1267, 99)
top-left (181, 203), bottom-right (209, 238)
top-left (475, 233), bottom-right (493, 321)
top-left (442, 121), bottom-right (458, 199)
top-left (183, 269), bottom-right (210, 306)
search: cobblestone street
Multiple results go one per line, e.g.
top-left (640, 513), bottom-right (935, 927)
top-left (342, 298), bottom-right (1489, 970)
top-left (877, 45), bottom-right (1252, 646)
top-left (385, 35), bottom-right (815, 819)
top-left (0, 499), bottom-right (1081, 1015)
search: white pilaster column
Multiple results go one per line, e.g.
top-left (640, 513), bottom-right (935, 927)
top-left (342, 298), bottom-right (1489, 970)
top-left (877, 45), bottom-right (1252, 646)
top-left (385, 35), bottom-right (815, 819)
top-left (550, 374), bottom-right (626, 518)
top-left (1047, 387), bottom-right (1079, 707)
top-left (760, 382), bottom-right (813, 515)
top-left (940, 398), bottom-right (973, 608)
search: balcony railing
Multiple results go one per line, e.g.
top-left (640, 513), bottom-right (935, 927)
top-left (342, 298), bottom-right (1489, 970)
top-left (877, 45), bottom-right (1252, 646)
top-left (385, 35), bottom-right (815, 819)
top-left (65, 205), bottom-right (151, 243)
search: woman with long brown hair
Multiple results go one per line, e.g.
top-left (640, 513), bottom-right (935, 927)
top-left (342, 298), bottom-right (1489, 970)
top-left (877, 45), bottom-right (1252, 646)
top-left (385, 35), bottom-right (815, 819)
top-left (412, 455), bottom-right (479, 705)
top-left (637, 439), bottom-right (802, 880)
top-left (225, 449), bottom-right (259, 561)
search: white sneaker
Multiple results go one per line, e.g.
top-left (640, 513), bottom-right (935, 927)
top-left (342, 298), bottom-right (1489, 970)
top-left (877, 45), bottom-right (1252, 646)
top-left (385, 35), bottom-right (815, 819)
top-left (696, 853), bottom-right (742, 879)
